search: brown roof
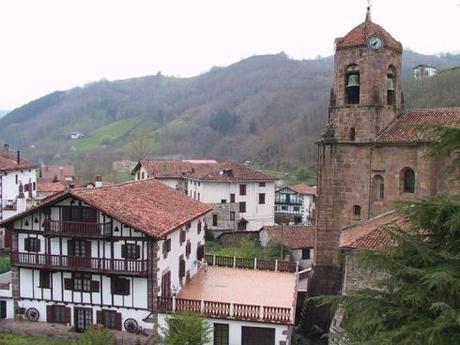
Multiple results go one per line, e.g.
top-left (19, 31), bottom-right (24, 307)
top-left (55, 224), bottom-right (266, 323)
top-left (178, 266), bottom-right (296, 309)
top-left (335, 10), bottom-right (402, 52)
top-left (339, 211), bottom-right (402, 250)
top-left (263, 225), bottom-right (315, 249)
top-left (0, 151), bottom-right (37, 172)
top-left (40, 164), bottom-right (75, 180)
top-left (286, 184), bottom-right (317, 196)
top-left (377, 107), bottom-right (460, 143)
top-left (135, 160), bottom-right (276, 182)
top-left (3, 179), bottom-right (212, 238)
top-left (37, 180), bottom-right (67, 193)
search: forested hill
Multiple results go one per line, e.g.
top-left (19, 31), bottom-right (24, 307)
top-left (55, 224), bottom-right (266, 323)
top-left (0, 50), bottom-right (459, 174)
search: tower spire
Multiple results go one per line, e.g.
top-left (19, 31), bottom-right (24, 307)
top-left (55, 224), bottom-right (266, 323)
top-left (366, 1), bottom-right (372, 22)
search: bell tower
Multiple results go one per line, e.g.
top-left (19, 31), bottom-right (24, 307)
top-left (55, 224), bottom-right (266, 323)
top-left (310, 8), bottom-right (403, 297)
top-left (329, 7), bottom-right (403, 142)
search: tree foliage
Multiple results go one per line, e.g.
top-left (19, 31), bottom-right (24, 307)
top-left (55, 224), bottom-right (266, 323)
top-left (78, 326), bottom-right (114, 345)
top-left (161, 312), bottom-right (211, 345)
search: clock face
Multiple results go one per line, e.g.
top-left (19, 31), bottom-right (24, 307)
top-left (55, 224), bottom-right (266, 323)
top-left (368, 36), bottom-right (383, 50)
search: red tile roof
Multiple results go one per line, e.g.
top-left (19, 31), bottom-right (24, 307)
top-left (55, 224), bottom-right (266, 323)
top-left (286, 184), bottom-right (317, 196)
top-left (335, 13), bottom-right (402, 52)
top-left (263, 225), bottom-right (315, 249)
top-left (135, 160), bottom-right (276, 182)
top-left (0, 151), bottom-right (37, 172)
top-left (37, 180), bottom-right (67, 193)
top-left (40, 164), bottom-right (75, 181)
top-left (377, 107), bottom-right (460, 143)
top-left (3, 179), bottom-right (212, 238)
top-left (339, 211), bottom-right (402, 250)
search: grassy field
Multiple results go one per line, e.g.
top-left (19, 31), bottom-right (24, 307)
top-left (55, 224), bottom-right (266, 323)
top-left (74, 118), bottom-right (142, 151)
top-left (0, 333), bottom-right (76, 345)
top-left (0, 254), bottom-right (10, 274)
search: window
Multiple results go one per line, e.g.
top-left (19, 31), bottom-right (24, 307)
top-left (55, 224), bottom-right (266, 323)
top-left (372, 175), bottom-right (385, 200)
top-left (353, 205), bottom-right (361, 220)
top-left (212, 214), bottom-right (218, 227)
top-left (230, 194), bottom-right (235, 203)
top-left (121, 243), bottom-right (140, 259)
top-left (198, 193), bottom-right (200, 201)
top-left (81, 207), bottom-right (97, 222)
top-left (387, 65), bottom-right (396, 105)
top-left (33, 182), bottom-right (36, 190)
top-left (180, 230), bottom-right (186, 245)
top-left (239, 184), bottom-right (246, 196)
top-left (197, 221), bottom-right (202, 234)
top-left (111, 277), bottom-right (130, 295)
top-left (239, 202), bottom-right (246, 213)
top-left (15, 175), bottom-right (18, 184)
top-left (39, 270), bottom-right (51, 288)
top-left (402, 168), bottom-right (415, 193)
top-left (349, 127), bottom-right (356, 141)
top-left (186, 240), bottom-right (191, 258)
top-left (293, 206), bottom-right (300, 212)
top-left (214, 323), bottom-right (229, 345)
top-left (196, 244), bottom-right (205, 261)
top-left (0, 300), bottom-right (6, 319)
top-left (346, 65), bottom-right (360, 105)
top-left (73, 273), bottom-right (92, 292)
top-left (97, 310), bottom-right (121, 330)
top-left (47, 305), bottom-right (69, 324)
top-left (258, 193), bottom-right (265, 204)
top-left (281, 206), bottom-right (288, 211)
top-left (163, 238), bottom-right (171, 257)
top-left (259, 182), bottom-right (265, 187)
top-left (24, 237), bottom-right (40, 252)
top-left (141, 172), bottom-right (145, 179)
top-left (230, 211), bottom-right (235, 221)
top-left (302, 249), bottom-right (311, 260)
top-left (179, 255), bottom-right (185, 279)
top-left (69, 239), bottom-right (91, 257)
top-left (221, 199), bottom-right (227, 204)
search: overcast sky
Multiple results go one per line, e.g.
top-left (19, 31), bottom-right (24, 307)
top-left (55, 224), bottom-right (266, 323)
top-left (0, 0), bottom-right (459, 110)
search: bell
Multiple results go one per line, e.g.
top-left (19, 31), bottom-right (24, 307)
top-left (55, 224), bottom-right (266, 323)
top-left (347, 74), bottom-right (360, 87)
top-left (386, 77), bottom-right (396, 91)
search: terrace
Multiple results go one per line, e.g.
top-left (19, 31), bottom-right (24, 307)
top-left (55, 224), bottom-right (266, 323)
top-left (158, 264), bottom-right (297, 325)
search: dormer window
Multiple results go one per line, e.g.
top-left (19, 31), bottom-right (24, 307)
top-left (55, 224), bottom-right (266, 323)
top-left (346, 65), bottom-right (360, 104)
top-left (387, 66), bottom-right (396, 105)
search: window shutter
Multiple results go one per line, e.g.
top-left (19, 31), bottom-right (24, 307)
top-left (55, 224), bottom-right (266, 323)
top-left (197, 245), bottom-right (204, 261)
top-left (64, 307), bottom-right (71, 324)
top-left (135, 245), bottom-right (140, 259)
top-left (110, 277), bottom-right (116, 294)
top-left (46, 305), bottom-right (54, 323)
top-left (91, 280), bottom-right (100, 292)
top-left (121, 245), bottom-right (127, 258)
top-left (162, 241), bottom-right (166, 256)
top-left (67, 240), bottom-right (74, 256)
top-left (24, 238), bottom-right (30, 251)
top-left (96, 310), bottom-right (103, 324)
top-left (167, 239), bottom-right (171, 252)
top-left (123, 279), bottom-right (130, 295)
top-left (64, 278), bottom-right (73, 290)
top-left (36, 239), bottom-right (41, 252)
top-left (114, 312), bottom-right (122, 331)
top-left (179, 258), bottom-right (185, 278)
top-left (85, 241), bottom-right (91, 257)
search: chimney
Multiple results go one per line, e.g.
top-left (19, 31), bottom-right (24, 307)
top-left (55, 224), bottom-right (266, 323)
top-left (95, 175), bottom-right (103, 188)
top-left (60, 166), bottom-right (64, 176)
top-left (3, 144), bottom-right (9, 154)
top-left (17, 151), bottom-right (20, 165)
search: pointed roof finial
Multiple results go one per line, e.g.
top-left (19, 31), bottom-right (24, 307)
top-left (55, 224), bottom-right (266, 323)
top-left (366, 1), bottom-right (372, 22)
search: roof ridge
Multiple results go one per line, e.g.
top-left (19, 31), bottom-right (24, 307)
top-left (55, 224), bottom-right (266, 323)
top-left (72, 177), bottom-right (155, 192)
top-left (342, 210), bottom-right (396, 231)
top-left (405, 106), bottom-right (460, 113)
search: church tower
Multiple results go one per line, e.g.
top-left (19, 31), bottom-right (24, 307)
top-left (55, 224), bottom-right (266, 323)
top-left (310, 8), bottom-right (403, 295)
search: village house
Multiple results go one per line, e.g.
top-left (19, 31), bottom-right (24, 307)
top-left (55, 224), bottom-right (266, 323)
top-left (40, 164), bottom-right (75, 182)
top-left (413, 64), bottom-right (437, 79)
top-left (132, 160), bottom-right (277, 234)
top-left (275, 184), bottom-right (316, 225)
top-left (1, 178), bottom-right (298, 344)
top-left (0, 145), bottom-right (38, 249)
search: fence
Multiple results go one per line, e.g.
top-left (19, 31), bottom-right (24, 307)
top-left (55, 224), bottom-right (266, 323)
top-left (205, 254), bottom-right (298, 273)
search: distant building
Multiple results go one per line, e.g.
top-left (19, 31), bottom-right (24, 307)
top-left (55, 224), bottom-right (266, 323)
top-left (413, 64), bottom-right (437, 79)
top-left (132, 160), bottom-right (277, 233)
top-left (275, 184), bottom-right (316, 225)
top-left (40, 164), bottom-right (75, 182)
top-left (69, 131), bottom-right (84, 140)
top-left (112, 160), bottom-right (136, 173)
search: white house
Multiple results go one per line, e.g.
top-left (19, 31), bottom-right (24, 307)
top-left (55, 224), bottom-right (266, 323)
top-left (275, 184), bottom-right (316, 225)
top-left (132, 160), bottom-right (277, 233)
top-left (1, 178), bottom-right (298, 344)
top-left (0, 145), bottom-right (38, 248)
top-left (413, 64), bottom-right (437, 79)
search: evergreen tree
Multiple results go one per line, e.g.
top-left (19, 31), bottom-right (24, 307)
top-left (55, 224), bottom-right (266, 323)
top-left (161, 311), bottom-right (211, 345)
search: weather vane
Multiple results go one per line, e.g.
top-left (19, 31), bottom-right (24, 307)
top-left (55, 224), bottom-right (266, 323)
top-left (367, 0), bottom-right (373, 10)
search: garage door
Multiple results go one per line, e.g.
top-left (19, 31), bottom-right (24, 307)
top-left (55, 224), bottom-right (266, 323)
top-left (241, 326), bottom-right (275, 345)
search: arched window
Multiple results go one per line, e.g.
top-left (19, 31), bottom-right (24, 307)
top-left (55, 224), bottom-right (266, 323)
top-left (402, 168), bottom-right (415, 193)
top-left (372, 175), bottom-right (384, 201)
top-left (353, 205), bottom-right (361, 220)
top-left (346, 65), bottom-right (360, 104)
top-left (349, 127), bottom-right (356, 141)
top-left (387, 66), bottom-right (396, 105)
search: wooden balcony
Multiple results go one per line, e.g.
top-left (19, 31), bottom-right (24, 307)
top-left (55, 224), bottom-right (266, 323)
top-left (205, 254), bottom-right (298, 273)
top-left (11, 251), bottom-right (148, 276)
top-left (43, 220), bottom-right (111, 238)
top-left (157, 296), bottom-right (293, 325)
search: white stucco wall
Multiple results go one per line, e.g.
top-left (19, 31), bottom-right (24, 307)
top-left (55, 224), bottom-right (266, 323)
top-left (158, 313), bottom-right (291, 345)
top-left (1, 168), bottom-right (37, 220)
top-left (188, 180), bottom-right (275, 231)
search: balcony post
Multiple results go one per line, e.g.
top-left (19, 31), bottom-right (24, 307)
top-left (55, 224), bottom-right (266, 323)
top-left (275, 259), bottom-right (278, 272)
top-left (229, 303), bottom-right (234, 318)
top-left (254, 257), bottom-right (257, 270)
top-left (212, 254), bottom-right (216, 266)
top-left (200, 299), bottom-right (205, 314)
top-left (233, 256), bottom-right (236, 268)
top-left (290, 306), bottom-right (295, 323)
top-left (172, 296), bottom-right (176, 312)
top-left (259, 305), bottom-right (264, 320)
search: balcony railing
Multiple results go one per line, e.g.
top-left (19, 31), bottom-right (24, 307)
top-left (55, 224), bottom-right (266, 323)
top-left (1, 199), bottom-right (17, 211)
top-left (205, 254), bottom-right (298, 273)
top-left (157, 296), bottom-right (294, 325)
top-left (43, 220), bottom-right (111, 237)
top-left (11, 252), bottom-right (148, 276)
